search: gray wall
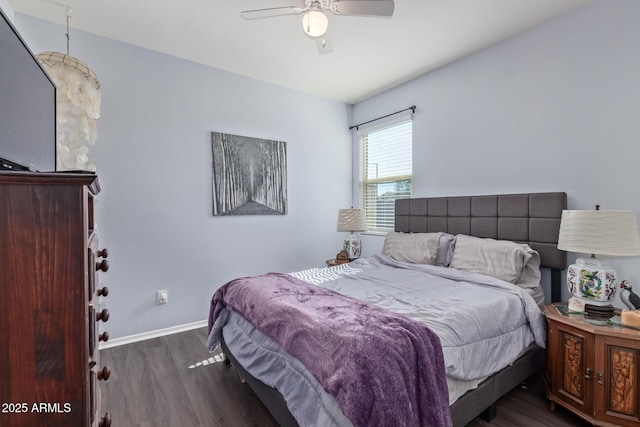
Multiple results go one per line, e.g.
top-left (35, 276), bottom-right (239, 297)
top-left (12, 0), bottom-right (640, 337)
top-left (353, 0), bottom-right (640, 306)
top-left (14, 14), bottom-right (352, 339)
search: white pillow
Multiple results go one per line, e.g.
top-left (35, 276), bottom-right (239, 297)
top-left (382, 232), bottom-right (443, 265)
top-left (449, 234), bottom-right (538, 285)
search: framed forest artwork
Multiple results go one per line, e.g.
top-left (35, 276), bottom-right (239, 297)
top-left (211, 132), bottom-right (288, 216)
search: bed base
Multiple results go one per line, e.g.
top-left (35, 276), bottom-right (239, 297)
top-left (449, 344), bottom-right (544, 426)
top-left (222, 335), bottom-right (543, 427)
top-left (221, 336), bottom-right (298, 427)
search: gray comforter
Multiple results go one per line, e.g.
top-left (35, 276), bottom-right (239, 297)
top-left (208, 271), bottom-right (452, 427)
top-left (294, 255), bottom-right (547, 380)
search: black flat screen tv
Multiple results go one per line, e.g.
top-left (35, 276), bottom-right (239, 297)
top-left (0, 7), bottom-right (56, 172)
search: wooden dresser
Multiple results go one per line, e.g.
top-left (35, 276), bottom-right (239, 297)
top-left (0, 171), bottom-right (111, 426)
top-left (544, 303), bottom-right (640, 426)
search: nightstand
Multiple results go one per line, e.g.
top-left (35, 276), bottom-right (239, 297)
top-left (543, 303), bottom-right (640, 426)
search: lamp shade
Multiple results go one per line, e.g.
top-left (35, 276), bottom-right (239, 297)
top-left (557, 210), bottom-right (640, 256)
top-left (337, 209), bottom-right (367, 232)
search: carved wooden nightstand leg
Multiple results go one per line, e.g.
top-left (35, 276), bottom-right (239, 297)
top-left (550, 400), bottom-right (556, 412)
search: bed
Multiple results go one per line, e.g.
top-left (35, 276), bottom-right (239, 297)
top-left (208, 192), bottom-right (567, 427)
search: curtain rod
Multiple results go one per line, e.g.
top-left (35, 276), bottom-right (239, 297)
top-left (349, 105), bottom-right (416, 131)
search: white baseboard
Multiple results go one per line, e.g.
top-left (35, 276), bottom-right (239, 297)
top-left (99, 319), bottom-right (208, 349)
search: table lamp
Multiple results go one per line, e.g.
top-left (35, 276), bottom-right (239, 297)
top-left (337, 208), bottom-right (367, 259)
top-left (557, 205), bottom-right (640, 317)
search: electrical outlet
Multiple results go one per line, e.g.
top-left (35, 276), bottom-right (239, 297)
top-left (156, 290), bottom-right (168, 305)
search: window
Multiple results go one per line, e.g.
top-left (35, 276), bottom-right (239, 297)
top-left (359, 115), bottom-right (412, 233)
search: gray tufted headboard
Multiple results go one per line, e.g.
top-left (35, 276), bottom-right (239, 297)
top-left (395, 192), bottom-right (567, 302)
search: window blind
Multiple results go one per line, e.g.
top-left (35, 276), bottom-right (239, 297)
top-left (358, 114), bottom-right (412, 233)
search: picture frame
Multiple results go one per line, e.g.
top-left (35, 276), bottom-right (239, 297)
top-left (211, 132), bottom-right (287, 216)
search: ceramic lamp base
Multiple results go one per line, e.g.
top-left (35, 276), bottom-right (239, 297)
top-left (343, 234), bottom-right (362, 259)
top-left (567, 257), bottom-right (617, 306)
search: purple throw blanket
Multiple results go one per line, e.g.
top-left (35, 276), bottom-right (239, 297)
top-left (209, 273), bottom-right (452, 427)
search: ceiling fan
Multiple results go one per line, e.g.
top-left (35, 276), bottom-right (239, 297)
top-left (240, 0), bottom-right (395, 54)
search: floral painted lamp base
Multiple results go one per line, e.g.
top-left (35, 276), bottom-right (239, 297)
top-left (567, 257), bottom-right (617, 319)
top-left (567, 258), bottom-right (617, 305)
top-left (343, 234), bottom-right (362, 259)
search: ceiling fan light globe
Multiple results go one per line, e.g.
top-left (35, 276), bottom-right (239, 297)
top-left (302, 10), bottom-right (328, 38)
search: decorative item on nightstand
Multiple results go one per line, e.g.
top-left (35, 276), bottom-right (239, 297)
top-left (557, 205), bottom-right (640, 318)
top-left (335, 250), bottom-right (350, 265)
top-left (337, 208), bottom-right (367, 259)
top-left (620, 280), bottom-right (640, 310)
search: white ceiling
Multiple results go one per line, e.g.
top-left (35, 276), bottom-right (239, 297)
top-left (9, 0), bottom-right (590, 104)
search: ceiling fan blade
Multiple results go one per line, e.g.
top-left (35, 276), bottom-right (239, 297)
top-left (241, 6), bottom-right (306, 20)
top-left (316, 35), bottom-right (333, 54)
top-left (330, 0), bottom-right (394, 17)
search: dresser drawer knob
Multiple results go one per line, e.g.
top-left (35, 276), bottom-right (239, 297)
top-left (98, 366), bottom-right (111, 381)
top-left (98, 248), bottom-right (109, 258)
top-left (96, 309), bottom-right (110, 322)
top-left (96, 259), bottom-right (109, 272)
top-left (99, 413), bottom-right (112, 427)
top-left (98, 286), bottom-right (109, 297)
top-left (99, 331), bottom-right (110, 342)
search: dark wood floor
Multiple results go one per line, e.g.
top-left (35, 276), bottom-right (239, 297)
top-left (100, 327), bottom-right (589, 426)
